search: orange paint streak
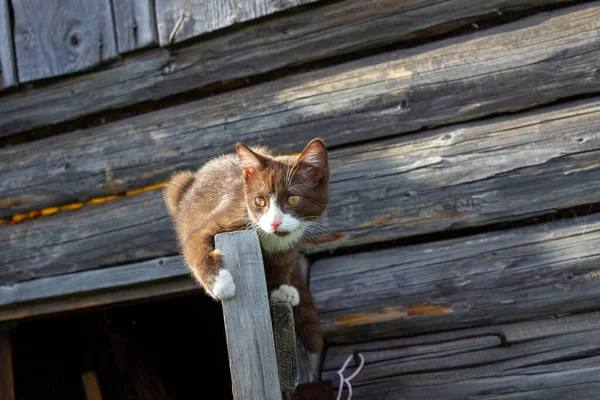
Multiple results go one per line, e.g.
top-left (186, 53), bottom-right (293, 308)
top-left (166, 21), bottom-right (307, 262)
top-left (407, 304), bottom-right (455, 316)
top-left (61, 203), bottom-right (84, 211)
top-left (4, 182), bottom-right (169, 225)
top-left (85, 194), bottom-right (123, 205)
top-left (333, 304), bottom-right (454, 326)
top-left (125, 182), bottom-right (166, 196)
top-left (41, 207), bottom-right (60, 216)
top-left (357, 216), bottom-right (393, 228)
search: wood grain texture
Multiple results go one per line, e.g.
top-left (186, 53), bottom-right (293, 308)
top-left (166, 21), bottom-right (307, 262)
top-left (11, 0), bottom-right (118, 82)
top-left (0, 0), bottom-right (17, 89)
top-left (154, 0), bottom-right (318, 46)
top-left (3, 1), bottom-right (599, 216)
top-left (271, 302), bottom-right (300, 392)
top-left (0, 0), bottom-right (576, 137)
top-left (0, 278), bottom-right (197, 322)
top-left (311, 213), bottom-right (600, 345)
top-left (0, 255), bottom-right (187, 308)
top-left (215, 231), bottom-right (282, 400)
top-left (0, 328), bottom-right (14, 400)
top-left (2, 96), bottom-right (600, 284)
top-left (111, 0), bottom-right (158, 53)
top-left (323, 312), bottom-right (600, 399)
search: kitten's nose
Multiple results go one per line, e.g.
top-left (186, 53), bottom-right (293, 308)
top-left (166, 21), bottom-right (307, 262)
top-left (271, 221), bottom-right (281, 230)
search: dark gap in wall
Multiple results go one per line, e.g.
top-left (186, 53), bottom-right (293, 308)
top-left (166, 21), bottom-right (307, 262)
top-left (1, 0), bottom-right (589, 148)
top-left (11, 291), bottom-right (232, 400)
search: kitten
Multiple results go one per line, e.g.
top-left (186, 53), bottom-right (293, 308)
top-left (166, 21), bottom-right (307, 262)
top-left (163, 138), bottom-right (329, 352)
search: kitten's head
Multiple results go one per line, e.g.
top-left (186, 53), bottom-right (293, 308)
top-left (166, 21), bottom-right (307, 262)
top-left (236, 139), bottom-right (329, 249)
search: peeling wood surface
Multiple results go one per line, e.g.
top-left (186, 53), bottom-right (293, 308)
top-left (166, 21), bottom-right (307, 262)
top-left (155, 0), bottom-right (319, 46)
top-left (2, 96), bottom-right (600, 284)
top-left (0, 0), bottom-right (17, 89)
top-left (11, 0), bottom-right (118, 82)
top-left (111, 0), bottom-right (158, 53)
top-left (322, 312), bottom-right (600, 399)
top-left (311, 213), bottom-right (600, 344)
top-left (0, 0), bottom-right (578, 137)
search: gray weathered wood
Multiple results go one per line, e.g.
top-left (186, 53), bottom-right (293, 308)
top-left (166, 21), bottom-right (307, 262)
top-left (0, 0), bottom-right (17, 89)
top-left (0, 327), bottom-right (14, 400)
top-left (311, 213), bottom-right (600, 345)
top-left (271, 302), bottom-right (299, 392)
top-left (322, 312), bottom-right (600, 399)
top-left (215, 231), bottom-right (281, 400)
top-left (0, 255), bottom-right (187, 308)
top-left (11, 0), bottom-right (118, 82)
top-left (155, 0), bottom-right (318, 46)
top-left (3, 1), bottom-right (599, 216)
top-left (0, 278), bottom-right (197, 322)
top-left (0, 0), bottom-right (577, 137)
top-left (111, 0), bottom-right (158, 53)
top-left (2, 96), bottom-right (600, 283)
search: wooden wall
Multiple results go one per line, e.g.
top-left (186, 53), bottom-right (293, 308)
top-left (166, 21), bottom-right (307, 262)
top-left (2, 0), bottom-right (600, 398)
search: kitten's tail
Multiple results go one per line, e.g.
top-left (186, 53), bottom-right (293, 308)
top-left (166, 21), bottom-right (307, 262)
top-left (291, 266), bottom-right (324, 353)
top-left (163, 171), bottom-right (195, 217)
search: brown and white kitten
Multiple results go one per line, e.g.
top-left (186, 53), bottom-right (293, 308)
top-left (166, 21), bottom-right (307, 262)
top-left (163, 138), bottom-right (329, 352)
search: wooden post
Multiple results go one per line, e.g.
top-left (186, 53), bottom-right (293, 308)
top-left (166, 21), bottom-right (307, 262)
top-left (216, 231), bottom-right (282, 400)
top-left (81, 371), bottom-right (103, 400)
top-left (0, 326), bottom-right (15, 400)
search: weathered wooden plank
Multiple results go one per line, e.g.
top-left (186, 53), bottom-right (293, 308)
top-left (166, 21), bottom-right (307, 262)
top-left (155, 0), bottom-right (318, 46)
top-left (310, 213), bottom-right (600, 345)
top-left (215, 231), bottom-right (281, 400)
top-left (0, 0), bottom-right (17, 89)
top-left (111, 0), bottom-right (158, 53)
top-left (0, 278), bottom-right (197, 322)
top-left (0, 0), bottom-right (577, 137)
top-left (2, 95), bottom-right (600, 284)
top-left (322, 312), bottom-right (600, 399)
top-left (11, 0), bottom-right (118, 82)
top-left (0, 328), bottom-right (15, 400)
top-left (0, 255), bottom-right (187, 308)
top-left (2, 1), bottom-right (599, 216)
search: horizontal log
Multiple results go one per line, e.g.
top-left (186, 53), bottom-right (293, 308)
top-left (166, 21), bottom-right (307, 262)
top-left (3, 1), bottom-right (599, 217)
top-left (321, 312), bottom-right (600, 399)
top-left (0, 0), bottom-right (575, 137)
top-left (310, 212), bottom-right (600, 345)
top-left (0, 254), bottom-right (187, 308)
top-left (1, 95), bottom-right (600, 284)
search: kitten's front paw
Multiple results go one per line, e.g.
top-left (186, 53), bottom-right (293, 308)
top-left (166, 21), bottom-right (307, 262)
top-left (212, 269), bottom-right (236, 300)
top-left (270, 284), bottom-right (300, 306)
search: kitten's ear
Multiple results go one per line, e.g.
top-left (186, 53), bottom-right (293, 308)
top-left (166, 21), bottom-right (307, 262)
top-left (237, 143), bottom-right (266, 180)
top-left (236, 143), bottom-right (266, 169)
top-left (297, 138), bottom-right (328, 169)
top-left (297, 139), bottom-right (328, 184)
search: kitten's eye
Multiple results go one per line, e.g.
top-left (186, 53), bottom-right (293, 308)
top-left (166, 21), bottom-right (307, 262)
top-left (254, 197), bottom-right (266, 207)
top-left (288, 195), bottom-right (301, 206)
